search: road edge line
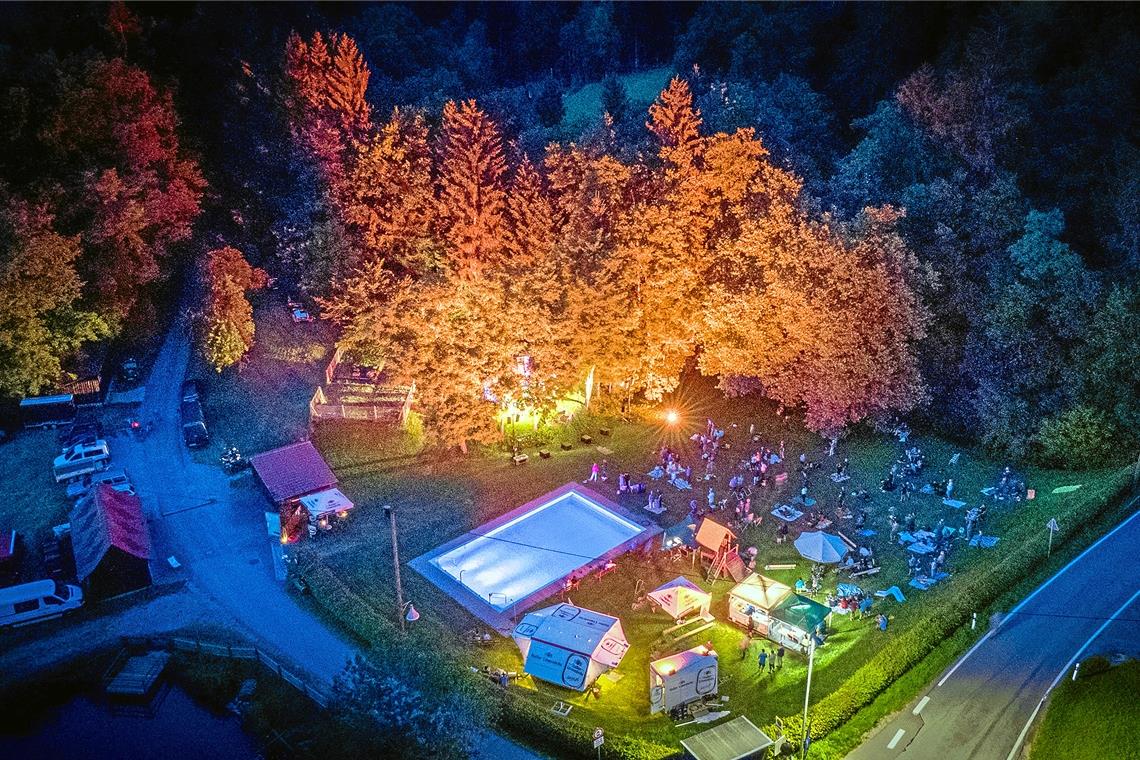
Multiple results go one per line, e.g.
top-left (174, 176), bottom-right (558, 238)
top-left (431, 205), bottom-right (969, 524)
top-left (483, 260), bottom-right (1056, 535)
top-left (1004, 585), bottom-right (1140, 760)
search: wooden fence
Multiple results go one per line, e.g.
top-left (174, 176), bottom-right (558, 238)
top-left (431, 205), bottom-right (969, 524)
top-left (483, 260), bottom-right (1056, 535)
top-left (120, 635), bottom-right (330, 708)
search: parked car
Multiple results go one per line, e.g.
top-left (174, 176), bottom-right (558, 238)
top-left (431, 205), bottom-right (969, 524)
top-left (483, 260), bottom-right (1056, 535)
top-left (65, 469), bottom-right (134, 500)
top-left (119, 357), bottom-right (141, 382)
top-left (0, 579), bottom-right (83, 629)
top-left (52, 440), bottom-right (111, 482)
top-left (180, 400), bottom-right (209, 448)
top-left (58, 419), bottom-right (105, 450)
top-left (288, 299), bottom-right (315, 322)
top-left (180, 379), bottom-right (202, 403)
top-left (20, 394), bottom-right (78, 430)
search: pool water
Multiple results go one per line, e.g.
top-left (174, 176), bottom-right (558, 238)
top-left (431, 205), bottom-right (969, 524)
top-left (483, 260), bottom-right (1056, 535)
top-left (431, 490), bottom-right (644, 611)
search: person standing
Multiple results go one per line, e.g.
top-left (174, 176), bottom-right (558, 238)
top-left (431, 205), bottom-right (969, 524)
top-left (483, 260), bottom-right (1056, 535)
top-left (768, 654), bottom-right (776, 675)
top-left (587, 462), bottom-right (599, 482)
top-left (946, 478), bottom-right (955, 499)
top-left (758, 648), bottom-right (768, 672)
top-left (740, 634), bottom-right (752, 660)
top-left (776, 645), bottom-right (785, 668)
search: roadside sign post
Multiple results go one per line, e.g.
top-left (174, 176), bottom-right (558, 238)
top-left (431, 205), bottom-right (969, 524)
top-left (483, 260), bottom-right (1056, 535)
top-left (593, 727), bottom-right (604, 759)
top-left (1046, 518), bottom-right (1059, 557)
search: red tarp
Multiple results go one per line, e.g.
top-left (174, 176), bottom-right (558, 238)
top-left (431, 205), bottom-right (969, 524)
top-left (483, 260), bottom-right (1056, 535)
top-left (249, 441), bottom-right (338, 504)
top-left (69, 485), bottom-right (151, 582)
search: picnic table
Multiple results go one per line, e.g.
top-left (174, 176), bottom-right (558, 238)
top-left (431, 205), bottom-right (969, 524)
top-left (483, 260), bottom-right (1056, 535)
top-left (907, 541), bottom-right (936, 555)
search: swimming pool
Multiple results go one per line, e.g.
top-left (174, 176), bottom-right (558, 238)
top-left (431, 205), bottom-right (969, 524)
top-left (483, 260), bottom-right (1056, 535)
top-left (414, 483), bottom-right (660, 629)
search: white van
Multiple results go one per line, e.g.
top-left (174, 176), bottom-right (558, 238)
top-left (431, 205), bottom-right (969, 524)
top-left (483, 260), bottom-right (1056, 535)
top-left (52, 440), bottom-right (111, 482)
top-left (66, 469), bottom-right (134, 500)
top-left (0, 579), bottom-right (84, 628)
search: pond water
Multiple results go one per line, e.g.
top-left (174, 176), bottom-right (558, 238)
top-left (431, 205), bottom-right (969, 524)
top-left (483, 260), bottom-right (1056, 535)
top-left (0, 684), bottom-right (259, 760)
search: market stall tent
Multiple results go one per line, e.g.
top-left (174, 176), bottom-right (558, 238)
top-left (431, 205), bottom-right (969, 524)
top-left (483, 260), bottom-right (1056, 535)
top-left (649, 644), bottom-right (719, 714)
top-left (512, 603), bottom-right (629, 691)
top-left (727, 574), bottom-right (792, 634)
top-left (298, 488), bottom-right (354, 520)
top-left (768, 593), bottom-right (831, 654)
top-left (647, 576), bottom-right (711, 621)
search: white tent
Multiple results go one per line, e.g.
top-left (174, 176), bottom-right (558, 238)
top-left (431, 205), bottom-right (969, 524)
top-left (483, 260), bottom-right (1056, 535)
top-left (793, 531), bottom-right (848, 564)
top-left (298, 488), bottom-right (354, 519)
top-left (649, 644), bottom-right (719, 714)
top-left (647, 576), bottom-right (711, 621)
top-left (512, 603), bottom-right (629, 691)
top-left (727, 573), bottom-right (792, 631)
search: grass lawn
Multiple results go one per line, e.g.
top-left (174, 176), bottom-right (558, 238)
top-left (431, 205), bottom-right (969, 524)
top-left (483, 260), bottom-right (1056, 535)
top-left (1029, 659), bottom-right (1140, 760)
top-left (191, 293), bottom-right (334, 463)
top-left (561, 67), bottom-right (672, 133)
top-left (303, 382), bottom-right (1122, 751)
top-left (0, 430), bottom-right (75, 579)
top-left (204, 307), bottom-right (1130, 755)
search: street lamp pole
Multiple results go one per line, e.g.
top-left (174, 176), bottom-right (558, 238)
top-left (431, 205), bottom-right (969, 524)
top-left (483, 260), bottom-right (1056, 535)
top-left (384, 505), bottom-right (406, 633)
top-left (801, 637), bottom-right (816, 760)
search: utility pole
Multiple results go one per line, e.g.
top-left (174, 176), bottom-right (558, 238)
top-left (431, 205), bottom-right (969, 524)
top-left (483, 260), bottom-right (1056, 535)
top-left (802, 638), bottom-right (816, 759)
top-left (384, 505), bottom-right (406, 633)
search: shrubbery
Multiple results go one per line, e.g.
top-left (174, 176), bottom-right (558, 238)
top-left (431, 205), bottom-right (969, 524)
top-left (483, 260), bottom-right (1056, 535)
top-left (1033, 406), bottom-right (1124, 470)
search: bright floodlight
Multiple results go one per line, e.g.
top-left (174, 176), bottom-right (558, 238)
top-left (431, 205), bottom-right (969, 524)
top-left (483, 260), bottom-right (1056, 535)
top-left (666, 410), bottom-right (679, 425)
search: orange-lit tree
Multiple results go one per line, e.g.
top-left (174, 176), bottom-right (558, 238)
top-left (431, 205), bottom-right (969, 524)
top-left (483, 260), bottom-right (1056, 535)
top-left (199, 246), bottom-right (269, 372)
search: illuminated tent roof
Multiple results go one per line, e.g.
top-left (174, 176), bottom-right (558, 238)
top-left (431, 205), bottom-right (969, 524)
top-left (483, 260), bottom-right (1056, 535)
top-left (680, 716), bottom-right (774, 760)
top-left (771, 593), bottom-right (830, 634)
top-left (512, 603), bottom-right (629, 691)
top-left (729, 573), bottom-right (792, 612)
top-left (647, 576), bottom-right (711, 620)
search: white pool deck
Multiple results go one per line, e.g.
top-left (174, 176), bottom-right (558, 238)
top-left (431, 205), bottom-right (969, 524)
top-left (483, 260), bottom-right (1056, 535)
top-left (411, 483), bottom-right (662, 633)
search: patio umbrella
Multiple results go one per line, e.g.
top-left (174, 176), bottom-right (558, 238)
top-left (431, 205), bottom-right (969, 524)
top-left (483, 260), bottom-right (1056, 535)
top-left (793, 531), bottom-right (848, 564)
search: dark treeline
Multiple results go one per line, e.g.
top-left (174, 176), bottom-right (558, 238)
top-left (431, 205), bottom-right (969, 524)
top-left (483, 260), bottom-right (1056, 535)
top-left (0, 2), bottom-right (1137, 469)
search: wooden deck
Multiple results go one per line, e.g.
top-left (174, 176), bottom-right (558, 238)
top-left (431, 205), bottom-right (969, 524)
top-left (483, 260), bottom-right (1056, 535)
top-left (106, 652), bottom-right (169, 697)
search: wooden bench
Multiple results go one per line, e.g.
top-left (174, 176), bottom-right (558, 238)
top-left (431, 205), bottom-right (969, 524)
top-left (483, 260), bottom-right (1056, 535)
top-left (560, 442), bottom-right (573, 451)
top-left (580, 434), bottom-right (593, 444)
top-left (599, 427), bottom-right (611, 436)
top-left (671, 621), bottom-right (716, 644)
top-left (851, 566), bottom-right (881, 578)
top-left (594, 563), bottom-right (618, 581)
top-left (539, 449), bottom-right (552, 459)
top-left (512, 454), bottom-right (529, 465)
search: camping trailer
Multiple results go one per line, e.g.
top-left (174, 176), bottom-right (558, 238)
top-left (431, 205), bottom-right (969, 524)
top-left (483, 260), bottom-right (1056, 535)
top-left (512, 603), bottom-right (629, 691)
top-left (20, 394), bottom-right (77, 429)
top-left (649, 645), bottom-right (719, 714)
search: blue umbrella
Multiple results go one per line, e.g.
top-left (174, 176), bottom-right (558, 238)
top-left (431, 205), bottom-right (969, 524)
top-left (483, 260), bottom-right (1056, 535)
top-left (793, 531), bottom-right (848, 564)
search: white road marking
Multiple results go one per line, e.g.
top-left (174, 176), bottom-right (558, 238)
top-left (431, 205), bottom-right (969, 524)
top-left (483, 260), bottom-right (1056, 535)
top-left (940, 502), bottom-right (1140, 686)
top-left (887, 729), bottom-right (906, 750)
top-left (1005, 586), bottom-right (1140, 760)
top-left (913, 696), bottom-right (931, 715)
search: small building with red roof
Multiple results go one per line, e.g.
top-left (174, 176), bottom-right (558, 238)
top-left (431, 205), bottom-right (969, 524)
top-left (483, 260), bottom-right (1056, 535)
top-left (69, 484), bottom-right (152, 598)
top-left (249, 441), bottom-right (353, 541)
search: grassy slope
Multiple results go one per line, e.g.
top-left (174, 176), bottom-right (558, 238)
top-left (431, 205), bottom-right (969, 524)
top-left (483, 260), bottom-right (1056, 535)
top-left (561, 67), bottom-right (672, 133)
top-left (308, 379), bottom-right (1122, 749)
top-left (198, 308), bottom-right (1130, 754)
top-left (0, 430), bottom-right (76, 579)
top-left (1029, 660), bottom-right (1140, 760)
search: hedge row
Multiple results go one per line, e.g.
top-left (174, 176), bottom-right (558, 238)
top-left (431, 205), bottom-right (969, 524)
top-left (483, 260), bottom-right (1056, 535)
top-left (294, 549), bottom-right (397, 647)
top-left (498, 689), bottom-right (674, 760)
top-left (778, 469), bottom-right (1134, 752)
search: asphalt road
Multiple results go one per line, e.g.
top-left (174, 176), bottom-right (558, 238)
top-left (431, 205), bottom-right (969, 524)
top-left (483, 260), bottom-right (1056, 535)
top-left (121, 315), bottom-right (540, 759)
top-left (846, 501), bottom-right (1140, 760)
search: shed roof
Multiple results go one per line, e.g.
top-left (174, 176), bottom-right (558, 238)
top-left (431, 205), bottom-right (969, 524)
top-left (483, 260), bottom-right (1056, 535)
top-left (69, 485), bottom-right (151, 582)
top-left (680, 716), bottom-right (774, 760)
top-left (250, 441), bottom-right (337, 504)
top-left (695, 518), bottom-right (735, 552)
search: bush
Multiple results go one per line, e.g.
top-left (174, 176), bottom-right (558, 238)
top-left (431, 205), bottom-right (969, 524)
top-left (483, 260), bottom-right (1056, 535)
top-left (784, 470), bottom-right (1132, 747)
top-left (1033, 406), bottom-right (1123, 470)
top-left (1078, 655), bottom-right (1112, 679)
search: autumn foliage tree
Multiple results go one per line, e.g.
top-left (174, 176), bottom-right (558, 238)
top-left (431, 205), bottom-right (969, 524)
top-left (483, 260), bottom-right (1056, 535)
top-left (45, 57), bottom-right (205, 329)
top-left (199, 246), bottom-right (268, 372)
top-left (435, 100), bottom-right (509, 280)
top-left (0, 199), bottom-right (108, 396)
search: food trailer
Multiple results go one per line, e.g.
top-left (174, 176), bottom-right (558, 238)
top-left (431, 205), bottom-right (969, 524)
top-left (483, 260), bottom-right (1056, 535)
top-left (649, 644), bottom-right (719, 714)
